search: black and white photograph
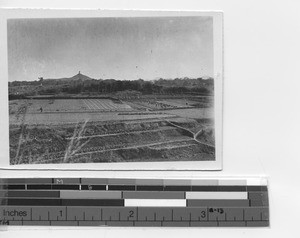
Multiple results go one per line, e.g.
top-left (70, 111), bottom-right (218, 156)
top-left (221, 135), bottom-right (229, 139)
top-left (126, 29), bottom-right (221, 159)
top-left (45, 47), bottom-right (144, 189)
top-left (4, 10), bottom-right (223, 169)
top-left (1, 0), bottom-right (300, 237)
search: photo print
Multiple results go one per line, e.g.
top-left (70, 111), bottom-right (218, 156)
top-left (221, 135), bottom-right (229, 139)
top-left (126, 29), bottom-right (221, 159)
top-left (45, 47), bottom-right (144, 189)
top-left (2, 10), bottom-right (223, 170)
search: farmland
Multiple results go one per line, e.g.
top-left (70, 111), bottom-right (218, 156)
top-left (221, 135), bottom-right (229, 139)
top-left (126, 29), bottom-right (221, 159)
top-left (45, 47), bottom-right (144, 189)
top-left (9, 74), bottom-right (215, 165)
top-left (9, 96), bottom-right (215, 165)
top-left (9, 98), bottom-right (133, 114)
top-left (9, 116), bottom-right (215, 165)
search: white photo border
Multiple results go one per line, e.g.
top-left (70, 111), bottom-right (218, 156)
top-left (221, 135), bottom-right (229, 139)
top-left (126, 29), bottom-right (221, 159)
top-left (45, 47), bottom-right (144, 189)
top-left (0, 9), bottom-right (223, 171)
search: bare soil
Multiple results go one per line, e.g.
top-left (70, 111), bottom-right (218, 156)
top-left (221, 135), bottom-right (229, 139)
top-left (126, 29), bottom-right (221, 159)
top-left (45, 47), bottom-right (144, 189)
top-left (9, 118), bottom-right (215, 164)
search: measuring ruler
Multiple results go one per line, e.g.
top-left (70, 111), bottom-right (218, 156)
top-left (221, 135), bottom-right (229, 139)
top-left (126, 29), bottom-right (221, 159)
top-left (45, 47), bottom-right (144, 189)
top-left (0, 178), bottom-right (269, 227)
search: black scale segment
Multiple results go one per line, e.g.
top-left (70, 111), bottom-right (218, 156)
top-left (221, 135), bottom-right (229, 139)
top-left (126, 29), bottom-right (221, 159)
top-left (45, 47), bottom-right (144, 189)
top-left (136, 185), bottom-right (164, 191)
top-left (2, 190), bottom-right (60, 198)
top-left (5, 198), bottom-right (62, 206)
top-left (247, 186), bottom-right (268, 192)
top-left (164, 186), bottom-right (191, 191)
top-left (191, 186), bottom-right (247, 191)
top-left (1, 185), bottom-right (26, 190)
top-left (51, 184), bottom-right (80, 190)
top-left (61, 199), bottom-right (124, 206)
top-left (27, 184), bottom-right (52, 190)
top-left (108, 185), bottom-right (135, 191)
top-left (219, 186), bottom-right (247, 191)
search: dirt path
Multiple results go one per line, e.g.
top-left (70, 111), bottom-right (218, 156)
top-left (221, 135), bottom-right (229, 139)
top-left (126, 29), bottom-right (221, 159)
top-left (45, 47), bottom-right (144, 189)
top-left (165, 119), bottom-right (214, 148)
top-left (72, 138), bottom-right (196, 156)
top-left (66, 126), bottom-right (175, 140)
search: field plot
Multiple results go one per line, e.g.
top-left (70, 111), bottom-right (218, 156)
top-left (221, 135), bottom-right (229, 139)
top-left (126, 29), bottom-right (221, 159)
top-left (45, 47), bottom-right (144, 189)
top-left (158, 97), bottom-right (213, 108)
top-left (82, 99), bottom-right (132, 111)
top-left (9, 98), bottom-right (132, 114)
top-left (9, 111), bottom-right (176, 125)
top-left (126, 96), bottom-right (213, 111)
top-left (126, 99), bottom-right (188, 110)
top-left (157, 100), bottom-right (193, 108)
top-left (167, 108), bottom-right (214, 120)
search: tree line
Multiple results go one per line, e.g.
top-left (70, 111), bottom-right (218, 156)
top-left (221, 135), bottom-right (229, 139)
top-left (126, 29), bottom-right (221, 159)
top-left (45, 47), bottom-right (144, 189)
top-left (55, 80), bottom-right (211, 95)
top-left (9, 78), bottom-right (213, 98)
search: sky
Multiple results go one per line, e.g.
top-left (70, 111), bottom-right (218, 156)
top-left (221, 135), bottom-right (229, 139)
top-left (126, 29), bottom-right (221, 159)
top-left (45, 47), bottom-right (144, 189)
top-left (7, 16), bottom-right (213, 82)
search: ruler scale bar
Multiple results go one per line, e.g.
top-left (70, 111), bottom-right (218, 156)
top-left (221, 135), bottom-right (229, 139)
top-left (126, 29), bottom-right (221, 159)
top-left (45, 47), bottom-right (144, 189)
top-left (186, 192), bottom-right (248, 200)
top-left (0, 190), bottom-right (268, 200)
top-left (15, 186), bottom-right (266, 192)
top-left (0, 206), bottom-right (269, 224)
top-left (60, 191), bottom-right (122, 199)
top-left (0, 178), bottom-right (269, 227)
top-left (0, 185), bottom-right (268, 192)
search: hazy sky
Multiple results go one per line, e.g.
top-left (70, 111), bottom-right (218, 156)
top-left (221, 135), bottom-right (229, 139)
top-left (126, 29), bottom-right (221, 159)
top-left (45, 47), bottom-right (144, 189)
top-left (7, 17), bottom-right (213, 81)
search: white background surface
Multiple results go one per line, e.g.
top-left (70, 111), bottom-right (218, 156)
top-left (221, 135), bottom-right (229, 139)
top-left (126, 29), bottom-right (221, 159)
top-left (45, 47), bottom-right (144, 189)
top-left (1, 0), bottom-right (300, 238)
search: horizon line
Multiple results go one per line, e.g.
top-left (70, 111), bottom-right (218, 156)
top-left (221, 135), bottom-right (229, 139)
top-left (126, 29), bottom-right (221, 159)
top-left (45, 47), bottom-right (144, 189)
top-left (8, 74), bottom-right (214, 83)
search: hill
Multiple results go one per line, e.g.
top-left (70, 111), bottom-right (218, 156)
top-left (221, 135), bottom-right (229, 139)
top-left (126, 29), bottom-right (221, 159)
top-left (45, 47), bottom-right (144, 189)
top-left (45, 72), bottom-right (95, 82)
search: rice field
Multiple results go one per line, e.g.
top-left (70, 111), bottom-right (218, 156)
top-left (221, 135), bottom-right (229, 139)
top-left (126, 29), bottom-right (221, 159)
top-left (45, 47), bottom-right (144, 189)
top-left (9, 111), bottom-right (176, 125)
top-left (127, 99), bottom-right (187, 110)
top-left (82, 99), bottom-right (132, 111)
top-left (9, 98), bottom-right (213, 125)
top-left (157, 100), bottom-right (193, 108)
top-left (157, 98), bottom-right (213, 108)
top-left (167, 108), bottom-right (214, 119)
top-left (9, 98), bottom-right (133, 114)
top-left (125, 97), bottom-right (213, 111)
